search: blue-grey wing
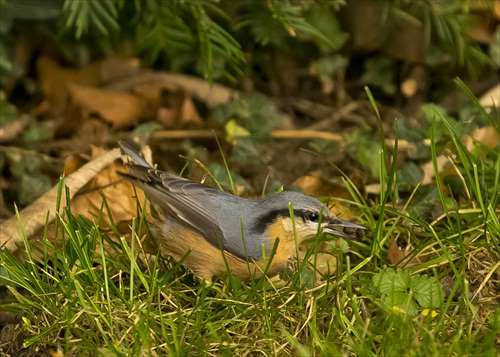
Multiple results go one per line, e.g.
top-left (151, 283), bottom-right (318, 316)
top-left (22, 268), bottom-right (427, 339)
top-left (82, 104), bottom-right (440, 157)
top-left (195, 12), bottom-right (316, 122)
top-left (118, 141), bottom-right (264, 259)
top-left (122, 165), bottom-right (262, 259)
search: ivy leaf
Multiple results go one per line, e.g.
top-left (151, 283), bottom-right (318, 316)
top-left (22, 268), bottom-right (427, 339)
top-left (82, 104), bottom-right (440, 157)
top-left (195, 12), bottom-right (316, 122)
top-left (396, 162), bottom-right (424, 191)
top-left (421, 104), bottom-right (462, 139)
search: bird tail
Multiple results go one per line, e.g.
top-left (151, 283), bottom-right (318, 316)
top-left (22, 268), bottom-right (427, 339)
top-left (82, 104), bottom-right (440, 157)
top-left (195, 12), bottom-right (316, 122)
top-left (118, 141), bottom-right (152, 168)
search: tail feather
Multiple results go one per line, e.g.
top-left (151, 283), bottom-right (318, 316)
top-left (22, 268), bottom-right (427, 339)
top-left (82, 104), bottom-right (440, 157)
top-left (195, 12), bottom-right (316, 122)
top-left (118, 141), bottom-right (152, 168)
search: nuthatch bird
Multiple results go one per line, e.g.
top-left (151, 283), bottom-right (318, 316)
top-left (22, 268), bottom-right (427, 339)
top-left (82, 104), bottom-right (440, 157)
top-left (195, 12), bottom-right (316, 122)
top-left (118, 141), bottom-right (366, 282)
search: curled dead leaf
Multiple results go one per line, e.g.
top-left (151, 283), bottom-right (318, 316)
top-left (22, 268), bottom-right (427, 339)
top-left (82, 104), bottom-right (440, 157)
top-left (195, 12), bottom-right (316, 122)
top-left (387, 237), bottom-right (428, 268)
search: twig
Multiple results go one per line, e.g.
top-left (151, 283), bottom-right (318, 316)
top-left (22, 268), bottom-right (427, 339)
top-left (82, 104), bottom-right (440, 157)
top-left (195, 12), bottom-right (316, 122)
top-left (150, 129), bottom-right (345, 142)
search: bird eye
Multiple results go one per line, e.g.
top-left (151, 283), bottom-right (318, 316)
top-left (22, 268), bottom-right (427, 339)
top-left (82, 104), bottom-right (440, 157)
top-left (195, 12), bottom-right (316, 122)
top-left (308, 212), bottom-right (319, 222)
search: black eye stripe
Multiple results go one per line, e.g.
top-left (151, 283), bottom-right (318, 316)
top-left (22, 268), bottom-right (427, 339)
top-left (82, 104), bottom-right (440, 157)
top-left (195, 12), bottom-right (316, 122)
top-left (251, 208), bottom-right (323, 234)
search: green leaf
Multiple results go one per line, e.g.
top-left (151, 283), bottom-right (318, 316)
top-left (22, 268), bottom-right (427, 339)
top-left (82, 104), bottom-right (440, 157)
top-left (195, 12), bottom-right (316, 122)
top-left (62, 0), bottom-right (119, 38)
top-left (0, 90), bottom-right (18, 125)
top-left (205, 162), bottom-right (249, 192)
top-left (230, 137), bottom-right (260, 165)
top-left (384, 292), bottom-right (418, 316)
top-left (407, 185), bottom-right (442, 218)
top-left (489, 310), bottom-right (500, 331)
top-left (490, 28), bottom-right (500, 68)
top-left (224, 119), bottom-right (251, 143)
top-left (136, 1), bottom-right (195, 63)
top-left (18, 173), bottom-right (52, 206)
top-left (190, 2), bottom-right (244, 81)
top-left (411, 274), bottom-right (444, 309)
top-left (361, 57), bottom-right (396, 96)
top-left (132, 121), bottom-right (163, 144)
top-left (326, 238), bottom-right (350, 254)
top-left (373, 268), bottom-right (411, 295)
top-left (213, 93), bottom-right (282, 142)
top-left (304, 5), bottom-right (347, 52)
top-left (396, 162), bottom-right (424, 191)
top-left (23, 120), bottom-right (53, 142)
top-left (421, 104), bottom-right (461, 139)
top-left (311, 55), bottom-right (348, 77)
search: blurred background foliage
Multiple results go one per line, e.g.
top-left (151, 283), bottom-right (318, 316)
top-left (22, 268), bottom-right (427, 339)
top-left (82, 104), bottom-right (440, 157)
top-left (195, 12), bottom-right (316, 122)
top-left (0, 0), bottom-right (498, 209)
top-left (0, 0), bottom-right (497, 86)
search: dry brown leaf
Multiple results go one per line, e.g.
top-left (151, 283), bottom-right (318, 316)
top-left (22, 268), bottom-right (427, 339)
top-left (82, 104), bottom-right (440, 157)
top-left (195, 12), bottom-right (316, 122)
top-left (465, 126), bottom-right (500, 153)
top-left (421, 155), bottom-right (449, 185)
top-left (30, 147), bottom-right (156, 258)
top-left (132, 82), bottom-right (168, 123)
top-left (387, 237), bottom-right (428, 268)
top-left (61, 145), bottom-right (154, 243)
top-left (67, 83), bottom-right (146, 127)
top-left (479, 84), bottom-right (500, 108)
top-left (68, 161), bottom-right (151, 236)
top-left (64, 153), bottom-right (90, 175)
top-left (37, 55), bottom-right (143, 119)
top-left (293, 171), bottom-right (352, 199)
top-left (176, 94), bottom-right (203, 127)
top-left (134, 83), bottom-right (203, 128)
top-left (37, 56), bottom-right (102, 117)
top-left (0, 148), bottom-right (121, 252)
top-left (100, 57), bottom-right (141, 82)
top-left (293, 171), bottom-right (362, 220)
top-left (106, 71), bottom-right (239, 109)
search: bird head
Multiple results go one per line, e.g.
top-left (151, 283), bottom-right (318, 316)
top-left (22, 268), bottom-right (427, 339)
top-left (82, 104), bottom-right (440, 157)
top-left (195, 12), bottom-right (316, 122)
top-left (259, 191), bottom-right (366, 244)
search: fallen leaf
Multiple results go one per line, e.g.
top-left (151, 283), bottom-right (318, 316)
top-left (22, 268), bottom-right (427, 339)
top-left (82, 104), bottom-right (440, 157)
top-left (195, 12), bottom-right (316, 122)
top-left (66, 83), bottom-right (146, 127)
top-left (0, 148), bottom-right (121, 253)
top-left (421, 155), bottom-right (449, 185)
top-left (68, 161), bottom-right (150, 234)
top-left (155, 87), bottom-right (203, 128)
top-left (293, 171), bottom-right (352, 199)
top-left (37, 55), bottom-right (143, 120)
top-left (106, 71), bottom-right (239, 109)
top-left (100, 56), bottom-right (141, 82)
top-left (479, 84), bottom-right (500, 108)
top-left (64, 153), bottom-right (89, 175)
top-left (37, 56), bottom-right (102, 117)
top-left (387, 237), bottom-right (428, 268)
top-left (464, 126), bottom-right (499, 157)
top-left (133, 82), bottom-right (173, 125)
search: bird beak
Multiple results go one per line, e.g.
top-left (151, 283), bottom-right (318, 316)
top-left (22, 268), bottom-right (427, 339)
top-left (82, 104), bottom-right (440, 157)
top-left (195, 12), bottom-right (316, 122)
top-left (322, 218), bottom-right (366, 239)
